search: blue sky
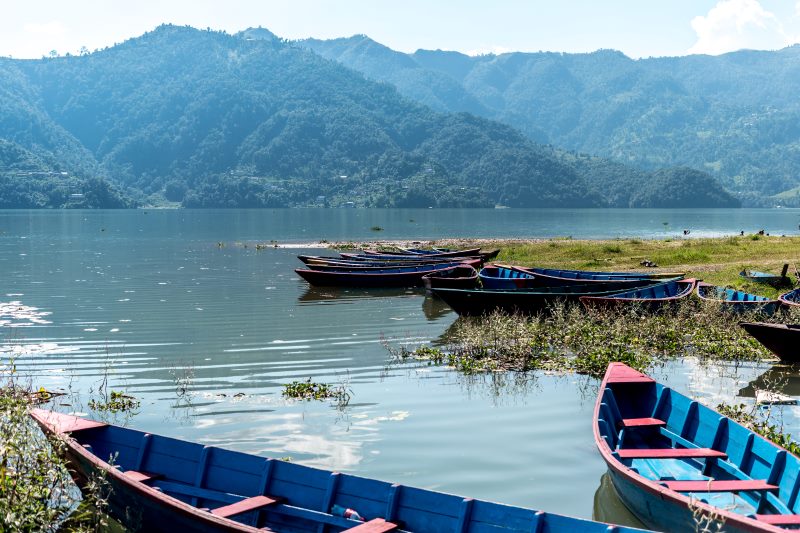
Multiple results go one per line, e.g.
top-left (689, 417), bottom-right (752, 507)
top-left (3, 0), bottom-right (800, 59)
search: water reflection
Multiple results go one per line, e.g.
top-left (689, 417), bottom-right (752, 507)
top-left (298, 286), bottom-right (420, 303)
top-left (738, 363), bottom-right (800, 398)
top-left (421, 295), bottom-right (452, 321)
top-left (592, 473), bottom-right (647, 529)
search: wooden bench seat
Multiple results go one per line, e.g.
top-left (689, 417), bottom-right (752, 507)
top-left (661, 480), bottom-right (777, 493)
top-left (755, 514), bottom-right (800, 525)
top-left (617, 448), bottom-right (726, 459)
top-left (123, 470), bottom-right (160, 483)
top-left (620, 418), bottom-right (666, 428)
top-left (341, 518), bottom-right (399, 533)
top-left (211, 495), bottom-right (283, 518)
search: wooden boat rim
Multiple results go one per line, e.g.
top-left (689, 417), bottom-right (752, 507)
top-left (593, 363), bottom-right (790, 532)
top-left (31, 409), bottom-right (263, 533)
top-left (295, 265), bottom-right (461, 278)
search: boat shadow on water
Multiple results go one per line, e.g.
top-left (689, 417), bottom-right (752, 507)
top-left (297, 286), bottom-right (421, 303)
top-left (592, 473), bottom-right (648, 529)
top-left (738, 363), bottom-right (800, 400)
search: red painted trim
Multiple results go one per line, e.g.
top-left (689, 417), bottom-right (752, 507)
top-left (211, 495), bottom-right (282, 518)
top-left (662, 480), bottom-right (776, 493)
top-left (621, 418), bottom-right (665, 428)
top-left (756, 514), bottom-right (800, 525)
top-left (617, 448), bottom-right (726, 459)
top-left (341, 518), bottom-right (399, 532)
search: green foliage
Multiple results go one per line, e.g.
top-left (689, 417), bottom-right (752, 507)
top-left (282, 378), bottom-right (351, 406)
top-left (304, 37), bottom-right (800, 204)
top-left (88, 390), bottom-right (140, 413)
top-left (0, 26), bottom-right (735, 208)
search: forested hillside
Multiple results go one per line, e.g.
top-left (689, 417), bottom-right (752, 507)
top-left (303, 35), bottom-right (800, 206)
top-left (0, 25), bottom-right (736, 208)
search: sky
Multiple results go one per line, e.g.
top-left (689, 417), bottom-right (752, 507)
top-left (2, 0), bottom-right (800, 59)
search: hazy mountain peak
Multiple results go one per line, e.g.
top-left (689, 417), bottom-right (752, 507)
top-left (237, 27), bottom-right (278, 42)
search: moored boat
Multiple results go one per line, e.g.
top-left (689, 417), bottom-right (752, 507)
top-left (32, 409), bottom-right (648, 533)
top-left (303, 258), bottom-right (481, 272)
top-left (422, 265), bottom-right (478, 290)
top-left (295, 262), bottom-right (465, 287)
top-left (519, 266), bottom-right (685, 284)
top-left (360, 247), bottom-right (481, 258)
top-left (696, 282), bottom-right (780, 315)
top-left (579, 279), bottom-right (696, 311)
top-left (595, 362), bottom-right (800, 532)
top-left (297, 255), bottom-right (464, 267)
top-left (431, 280), bottom-right (658, 316)
top-left (481, 265), bottom-right (669, 290)
top-left (740, 322), bottom-right (800, 362)
top-left (338, 252), bottom-right (483, 264)
top-left (780, 288), bottom-right (800, 308)
top-left (740, 266), bottom-right (791, 287)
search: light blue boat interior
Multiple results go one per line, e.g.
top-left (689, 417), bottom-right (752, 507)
top-left (478, 266), bottom-right (537, 289)
top-left (526, 267), bottom-right (652, 281)
top-left (699, 286), bottom-right (772, 303)
top-left (782, 288), bottom-right (800, 304)
top-left (600, 281), bottom-right (690, 300)
top-left (598, 379), bottom-right (800, 522)
top-left (69, 423), bottom-right (646, 532)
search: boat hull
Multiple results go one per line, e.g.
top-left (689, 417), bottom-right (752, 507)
top-left (422, 265), bottom-right (478, 290)
top-left (431, 281), bottom-right (656, 316)
top-left (33, 409), bottom-right (648, 533)
top-left (296, 264), bottom-right (460, 287)
top-left (696, 282), bottom-right (780, 315)
top-left (580, 279), bottom-right (696, 311)
top-left (740, 322), bottom-right (800, 362)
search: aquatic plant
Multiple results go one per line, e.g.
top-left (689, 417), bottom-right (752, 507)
top-left (282, 378), bottom-right (352, 407)
top-left (88, 390), bottom-right (140, 413)
top-left (391, 299), bottom-right (776, 378)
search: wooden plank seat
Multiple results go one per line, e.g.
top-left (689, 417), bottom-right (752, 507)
top-left (617, 448), bottom-right (726, 459)
top-left (211, 495), bottom-right (283, 518)
top-left (620, 418), bottom-right (665, 428)
top-left (755, 514), bottom-right (800, 525)
top-left (341, 518), bottom-right (399, 533)
top-left (661, 480), bottom-right (777, 493)
top-left (123, 470), bottom-right (160, 483)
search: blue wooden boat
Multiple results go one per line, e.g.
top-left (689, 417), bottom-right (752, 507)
top-left (696, 282), bottom-right (780, 315)
top-left (430, 280), bottom-right (660, 316)
top-left (478, 265), bottom-right (538, 290)
top-left (302, 259), bottom-right (481, 273)
top-left (740, 266), bottom-right (792, 287)
top-left (579, 279), bottom-right (697, 311)
top-left (339, 252), bottom-right (483, 264)
top-left (780, 288), bottom-right (800, 308)
top-left (297, 256), bottom-right (460, 268)
top-left (358, 247), bottom-right (481, 259)
top-left (32, 409), bottom-right (648, 533)
top-left (296, 262), bottom-right (468, 288)
top-left (518, 266), bottom-right (684, 287)
top-left (480, 265), bottom-right (667, 290)
top-left (595, 362), bottom-right (800, 532)
top-left (740, 322), bottom-right (800, 362)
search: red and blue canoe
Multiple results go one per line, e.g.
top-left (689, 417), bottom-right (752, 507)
top-left (579, 279), bottom-right (697, 311)
top-left (696, 282), bottom-right (780, 315)
top-left (480, 265), bottom-right (670, 290)
top-left (595, 362), bottom-right (800, 532)
top-left (780, 288), bottom-right (800, 308)
top-left (32, 409), bottom-right (649, 533)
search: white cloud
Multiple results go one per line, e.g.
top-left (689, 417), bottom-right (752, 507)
top-left (688, 0), bottom-right (795, 55)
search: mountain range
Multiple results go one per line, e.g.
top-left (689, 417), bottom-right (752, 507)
top-left (303, 35), bottom-right (800, 206)
top-left (0, 25), bottom-right (746, 208)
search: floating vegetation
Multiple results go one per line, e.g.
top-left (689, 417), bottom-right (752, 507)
top-left (388, 300), bottom-right (784, 378)
top-left (282, 378), bottom-right (352, 407)
top-left (370, 226), bottom-right (384, 232)
top-left (88, 390), bottom-right (140, 413)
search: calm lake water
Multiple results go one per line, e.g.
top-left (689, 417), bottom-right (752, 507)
top-left (2, 208), bottom-right (799, 529)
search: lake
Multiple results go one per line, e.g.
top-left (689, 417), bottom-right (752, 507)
top-left (2, 208), bottom-right (798, 528)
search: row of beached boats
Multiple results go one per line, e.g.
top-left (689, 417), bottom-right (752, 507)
top-left (294, 248), bottom-right (800, 361)
top-left (33, 359), bottom-right (800, 532)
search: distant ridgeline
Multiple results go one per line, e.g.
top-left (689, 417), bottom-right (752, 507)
top-left (0, 25), bottom-right (738, 208)
top-left (303, 36), bottom-right (800, 208)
